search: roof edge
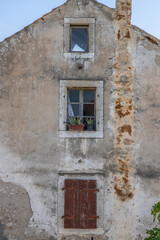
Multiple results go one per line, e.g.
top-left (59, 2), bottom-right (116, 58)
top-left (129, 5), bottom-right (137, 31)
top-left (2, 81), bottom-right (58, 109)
top-left (0, 0), bottom-right (116, 44)
top-left (132, 25), bottom-right (160, 47)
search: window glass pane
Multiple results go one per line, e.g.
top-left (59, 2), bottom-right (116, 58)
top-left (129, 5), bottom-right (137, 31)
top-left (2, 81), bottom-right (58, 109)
top-left (83, 90), bottom-right (95, 103)
top-left (71, 27), bottom-right (88, 52)
top-left (68, 90), bottom-right (79, 102)
top-left (68, 104), bottom-right (80, 116)
top-left (83, 104), bottom-right (94, 116)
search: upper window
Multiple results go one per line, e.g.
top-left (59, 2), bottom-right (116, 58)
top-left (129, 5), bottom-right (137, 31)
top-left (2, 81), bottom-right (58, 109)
top-left (70, 26), bottom-right (88, 52)
top-left (64, 18), bottom-right (95, 59)
top-left (67, 89), bottom-right (95, 131)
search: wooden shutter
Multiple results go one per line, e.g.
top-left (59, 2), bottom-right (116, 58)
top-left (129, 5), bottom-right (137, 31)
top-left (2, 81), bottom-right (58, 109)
top-left (64, 179), bottom-right (75, 228)
top-left (63, 179), bottom-right (98, 229)
top-left (79, 180), bottom-right (97, 229)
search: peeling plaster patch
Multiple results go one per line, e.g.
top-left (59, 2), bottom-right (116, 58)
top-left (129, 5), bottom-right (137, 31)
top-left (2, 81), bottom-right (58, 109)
top-left (0, 144), bottom-right (57, 237)
top-left (0, 179), bottom-right (32, 240)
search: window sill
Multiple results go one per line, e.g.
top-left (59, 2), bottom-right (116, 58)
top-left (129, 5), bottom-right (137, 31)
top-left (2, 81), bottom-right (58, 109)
top-left (63, 52), bottom-right (94, 59)
top-left (59, 130), bottom-right (103, 138)
top-left (59, 227), bottom-right (104, 235)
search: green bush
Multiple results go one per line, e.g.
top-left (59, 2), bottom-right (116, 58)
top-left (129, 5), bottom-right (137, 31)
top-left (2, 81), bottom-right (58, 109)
top-left (144, 201), bottom-right (160, 240)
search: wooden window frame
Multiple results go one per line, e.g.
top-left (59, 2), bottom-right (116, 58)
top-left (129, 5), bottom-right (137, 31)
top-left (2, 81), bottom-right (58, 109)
top-left (67, 88), bottom-right (96, 131)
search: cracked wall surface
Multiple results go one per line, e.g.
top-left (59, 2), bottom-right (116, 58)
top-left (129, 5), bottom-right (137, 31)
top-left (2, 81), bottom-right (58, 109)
top-left (0, 0), bottom-right (160, 239)
top-left (0, 180), bottom-right (32, 240)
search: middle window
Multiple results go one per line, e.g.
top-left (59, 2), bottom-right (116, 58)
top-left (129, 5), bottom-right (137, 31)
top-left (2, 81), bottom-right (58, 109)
top-left (67, 88), bottom-right (96, 131)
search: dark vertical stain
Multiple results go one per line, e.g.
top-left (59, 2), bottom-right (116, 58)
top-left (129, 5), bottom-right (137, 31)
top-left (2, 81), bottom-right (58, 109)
top-left (0, 222), bottom-right (8, 240)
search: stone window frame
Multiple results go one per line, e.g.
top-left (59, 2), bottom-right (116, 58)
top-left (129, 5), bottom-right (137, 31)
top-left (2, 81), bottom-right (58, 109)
top-left (57, 172), bottom-right (105, 235)
top-left (59, 80), bottom-right (103, 138)
top-left (63, 18), bottom-right (95, 59)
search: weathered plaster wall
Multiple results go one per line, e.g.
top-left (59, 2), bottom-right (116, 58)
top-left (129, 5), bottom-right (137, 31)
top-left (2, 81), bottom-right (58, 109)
top-left (130, 26), bottom-right (160, 238)
top-left (0, 1), bottom-right (115, 239)
top-left (0, 0), bottom-right (160, 239)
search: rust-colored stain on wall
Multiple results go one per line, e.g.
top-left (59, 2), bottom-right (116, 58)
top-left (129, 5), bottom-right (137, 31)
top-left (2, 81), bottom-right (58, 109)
top-left (115, 98), bottom-right (133, 118)
top-left (114, 158), bottom-right (134, 201)
top-left (114, 0), bottom-right (135, 201)
top-left (119, 124), bottom-right (132, 136)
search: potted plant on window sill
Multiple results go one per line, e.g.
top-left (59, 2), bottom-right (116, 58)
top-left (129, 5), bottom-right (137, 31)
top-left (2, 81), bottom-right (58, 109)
top-left (68, 117), bottom-right (84, 131)
top-left (86, 118), bottom-right (94, 131)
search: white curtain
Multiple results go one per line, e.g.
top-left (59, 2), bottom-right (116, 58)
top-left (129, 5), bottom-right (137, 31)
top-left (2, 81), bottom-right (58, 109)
top-left (68, 96), bottom-right (74, 117)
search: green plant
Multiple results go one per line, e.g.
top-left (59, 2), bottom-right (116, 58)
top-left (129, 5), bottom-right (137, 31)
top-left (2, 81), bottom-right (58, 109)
top-left (152, 201), bottom-right (160, 223)
top-left (144, 200), bottom-right (160, 240)
top-left (76, 117), bottom-right (83, 125)
top-left (68, 117), bottom-right (77, 125)
top-left (86, 118), bottom-right (94, 124)
top-left (68, 117), bottom-right (83, 125)
top-left (145, 228), bottom-right (160, 239)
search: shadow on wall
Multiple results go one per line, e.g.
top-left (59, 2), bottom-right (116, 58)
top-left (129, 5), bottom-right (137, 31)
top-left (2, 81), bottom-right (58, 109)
top-left (0, 222), bottom-right (8, 240)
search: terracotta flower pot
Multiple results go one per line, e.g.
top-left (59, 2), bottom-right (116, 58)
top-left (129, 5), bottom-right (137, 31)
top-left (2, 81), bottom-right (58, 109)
top-left (68, 124), bottom-right (84, 131)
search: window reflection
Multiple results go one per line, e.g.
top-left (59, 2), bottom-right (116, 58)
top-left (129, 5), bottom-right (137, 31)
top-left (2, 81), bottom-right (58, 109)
top-left (70, 27), bottom-right (88, 52)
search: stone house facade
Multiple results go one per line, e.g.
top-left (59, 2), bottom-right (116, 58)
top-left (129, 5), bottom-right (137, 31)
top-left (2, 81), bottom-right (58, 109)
top-left (0, 0), bottom-right (160, 239)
